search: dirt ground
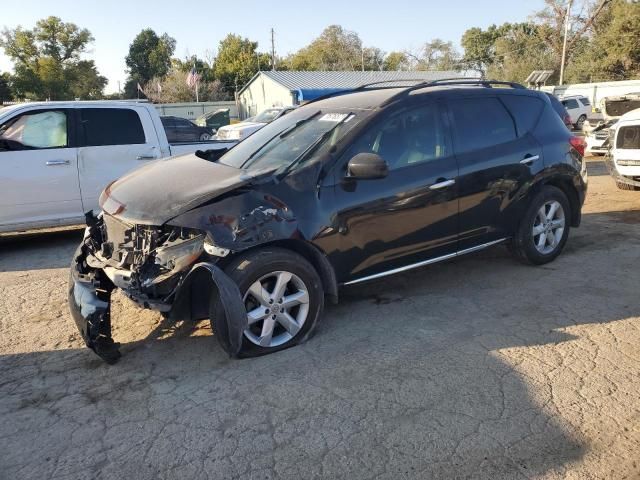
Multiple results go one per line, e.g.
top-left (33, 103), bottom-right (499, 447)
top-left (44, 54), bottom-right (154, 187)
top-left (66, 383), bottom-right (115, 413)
top-left (0, 158), bottom-right (638, 480)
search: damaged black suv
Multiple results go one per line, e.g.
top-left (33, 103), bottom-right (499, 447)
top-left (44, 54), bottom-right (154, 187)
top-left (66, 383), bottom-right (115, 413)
top-left (70, 79), bottom-right (588, 364)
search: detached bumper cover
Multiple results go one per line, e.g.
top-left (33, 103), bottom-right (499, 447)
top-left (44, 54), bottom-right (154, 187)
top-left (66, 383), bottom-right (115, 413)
top-left (69, 226), bottom-right (247, 364)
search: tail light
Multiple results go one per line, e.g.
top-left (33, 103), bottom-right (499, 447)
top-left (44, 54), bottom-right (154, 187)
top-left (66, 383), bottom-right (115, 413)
top-left (569, 136), bottom-right (586, 157)
top-left (564, 114), bottom-right (572, 126)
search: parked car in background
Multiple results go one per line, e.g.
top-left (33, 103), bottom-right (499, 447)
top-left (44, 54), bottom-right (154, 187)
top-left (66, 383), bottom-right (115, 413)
top-left (607, 108), bottom-right (640, 190)
top-left (561, 95), bottom-right (591, 129)
top-left (584, 93), bottom-right (640, 155)
top-left (161, 116), bottom-right (214, 142)
top-left (0, 101), bottom-right (236, 232)
top-left (194, 108), bottom-right (230, 132)
top-left (69, 79), bottom-right (587, 364)
top-left (545, 93), bottom-right (572, 128)
top-left (215, 106), bottom-right (295, 141)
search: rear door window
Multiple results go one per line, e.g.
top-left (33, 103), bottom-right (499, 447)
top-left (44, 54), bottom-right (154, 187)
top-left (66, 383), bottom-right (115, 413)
top-left (449, 97), bottom-right (517, 154)
top-left (500, 95), bottom-right (544, 137)
top-left (562, 99), bottom-right (579, 110)
top-left (80, 108), bottom-right (145, 146)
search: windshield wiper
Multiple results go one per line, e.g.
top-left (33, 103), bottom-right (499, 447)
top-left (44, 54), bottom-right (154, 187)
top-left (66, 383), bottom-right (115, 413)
top-left (241, 111), bottom-right (321, 168)
top-left (275, 112), bottom-right (354, 180)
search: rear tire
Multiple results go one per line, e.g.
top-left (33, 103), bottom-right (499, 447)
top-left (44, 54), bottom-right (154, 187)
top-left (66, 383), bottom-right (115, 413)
top-left (510, 186), bottom-right (571, 265)
top-left (199, 132), bottom-right (211, 141)
top-left (575, 114), bottom-right (587, 130)
top-left (210, 247), bottom-right (324, 357)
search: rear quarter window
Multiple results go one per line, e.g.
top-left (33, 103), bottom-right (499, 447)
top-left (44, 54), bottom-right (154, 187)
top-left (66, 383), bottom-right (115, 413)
top-left (80, 108), bottom-right (146, 147)
top-left (500, 95), bottom-right (545, 137)
top-left (616, 126), bottom-right (640, 149)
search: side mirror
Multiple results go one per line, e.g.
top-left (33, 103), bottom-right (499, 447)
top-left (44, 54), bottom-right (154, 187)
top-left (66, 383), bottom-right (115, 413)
top-left (347, 153), bottom-right (388, 180)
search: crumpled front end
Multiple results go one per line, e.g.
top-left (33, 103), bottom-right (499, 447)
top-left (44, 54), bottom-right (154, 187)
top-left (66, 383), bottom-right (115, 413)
top-left (68, 212), bottom-right (247, 364)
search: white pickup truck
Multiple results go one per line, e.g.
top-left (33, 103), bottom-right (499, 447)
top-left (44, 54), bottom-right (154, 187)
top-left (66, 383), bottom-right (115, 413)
top-left (0, 101), bottom-right (236, 232)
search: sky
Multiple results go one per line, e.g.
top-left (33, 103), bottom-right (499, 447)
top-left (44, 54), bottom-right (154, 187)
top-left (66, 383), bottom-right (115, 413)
top-left (0, 0), bottom-right (545, 93)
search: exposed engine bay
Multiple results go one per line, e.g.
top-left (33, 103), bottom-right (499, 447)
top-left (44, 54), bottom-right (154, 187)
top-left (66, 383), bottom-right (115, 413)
top-left (69, 212), bottom-right (247, 364)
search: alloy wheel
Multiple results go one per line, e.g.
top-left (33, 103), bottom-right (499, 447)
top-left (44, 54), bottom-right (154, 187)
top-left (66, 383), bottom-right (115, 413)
top-left (243, 271), bottom-right (310, 348)
top-left (532, 200), bottom-right (565, 255)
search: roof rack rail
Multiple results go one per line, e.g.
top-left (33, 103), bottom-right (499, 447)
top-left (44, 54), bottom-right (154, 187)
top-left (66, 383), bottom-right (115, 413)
top-left (304, 77), bottom-right (527, 106)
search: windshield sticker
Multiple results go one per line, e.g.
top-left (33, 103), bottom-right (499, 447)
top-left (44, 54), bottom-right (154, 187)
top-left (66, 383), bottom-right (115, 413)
top-left (319, 113), bottom-right (350, 122)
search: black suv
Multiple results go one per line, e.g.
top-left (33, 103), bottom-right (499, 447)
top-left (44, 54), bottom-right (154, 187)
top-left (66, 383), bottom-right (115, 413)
top-left (70, 79), bottom-right (588, 364)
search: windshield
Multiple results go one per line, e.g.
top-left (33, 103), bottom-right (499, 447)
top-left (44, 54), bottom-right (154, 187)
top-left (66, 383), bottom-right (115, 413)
top-left (253, 108), bottom-right (284, 123)
top-left (219, 107), bottom-right (365, 171)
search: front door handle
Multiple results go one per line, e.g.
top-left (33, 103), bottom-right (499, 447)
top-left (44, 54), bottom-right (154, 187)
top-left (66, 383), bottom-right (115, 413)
top-left (429, 179), bottom-right (455, 190)
top-left (520, 154), bottom-right (540, 166)
top-left (46, 159), bottom-right (70, 166)
top-left (136, 155), bottom-right (157, 160)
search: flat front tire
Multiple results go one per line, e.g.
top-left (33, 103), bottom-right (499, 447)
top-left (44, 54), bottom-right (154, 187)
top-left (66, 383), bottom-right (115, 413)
top-left (210, 247), bottom-right (324, 357)
top-left (510, 185), bottom-right (571, 265)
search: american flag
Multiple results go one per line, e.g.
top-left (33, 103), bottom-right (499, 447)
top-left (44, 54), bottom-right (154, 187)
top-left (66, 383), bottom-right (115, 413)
top-left (186, 67), bottom-right (201, 88)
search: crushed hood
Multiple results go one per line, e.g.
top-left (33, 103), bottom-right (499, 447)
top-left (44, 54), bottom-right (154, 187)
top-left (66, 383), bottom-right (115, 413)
top-left (99, 153), bottom-right (257, 225)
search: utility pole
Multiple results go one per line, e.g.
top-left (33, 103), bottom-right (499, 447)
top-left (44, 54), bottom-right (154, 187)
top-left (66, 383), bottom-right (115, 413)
top-left (270, 28), bottom-right (276, 70)
top-left (559, 0), bottom-right (572, 86)
top-left (361, 48), bottom-right (365, 72)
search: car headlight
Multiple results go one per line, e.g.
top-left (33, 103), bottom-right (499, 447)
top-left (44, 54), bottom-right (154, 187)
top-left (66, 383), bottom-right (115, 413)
top-left (146, 235), bottom-right (205, 286)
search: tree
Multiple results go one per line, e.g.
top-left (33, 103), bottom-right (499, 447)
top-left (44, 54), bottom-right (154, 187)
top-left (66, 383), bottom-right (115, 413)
top-left (124, 29), bottom-right (176, 97)
top-left (567, 0), bottom-right (640, 81)
top-left (142, 69), bottom-right (229, 103)
top-left (406, 39), bottom-right (461, 71)
top-left (535, 0), bottom-right (612, 80)
top-left (214, 34), bottom-right (269, 95)
top-left (461, 25), bottom-right (510, 76)
top-left (172, 55), bottom-right (215, 82)
top-left (286, 25), bottom-right (364, 71)
top-left (383, 51), bottom-right (410, 71)
top-left (0, 16), bottom-right (106, 99)
top-left (0, 72), bottom-right (12, 103)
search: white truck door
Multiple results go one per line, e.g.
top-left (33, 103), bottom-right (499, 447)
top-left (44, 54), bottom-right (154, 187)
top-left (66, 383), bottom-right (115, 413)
top-left (0, 108), bottom-right (83, 230)
top-left (76, 106), bottom-right (162, 212)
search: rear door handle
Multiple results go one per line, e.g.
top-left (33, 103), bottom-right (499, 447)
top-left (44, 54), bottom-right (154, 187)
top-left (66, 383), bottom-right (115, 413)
top-left (429, 179), bottom-right (455, 190)
top-left (46, 159), bottom-right (70, 166)
top-left (520, 155), bottom-right (540, 166)
top-left (136, 155), bottom-right (157, 160)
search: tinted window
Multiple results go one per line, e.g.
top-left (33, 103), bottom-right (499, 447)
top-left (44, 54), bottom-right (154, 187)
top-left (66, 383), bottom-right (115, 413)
top-left (0, 110), bottom-right (68, 151)
top-left (449, 97), bottom-right (516, 154)
top-left (347, 103), bottom-right (447, 170)
top-left (81, 108), bottom-right (145, 146)
top-left (562, 99), bottom-right (579, 109)
top-left (580, 97), bottom-right (591, 106)
top-left (500, 95), bottom-right (544, 136)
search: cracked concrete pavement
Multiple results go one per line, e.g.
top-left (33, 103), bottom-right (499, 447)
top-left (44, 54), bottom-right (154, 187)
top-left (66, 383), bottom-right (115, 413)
top-left (0, 158), bottom-right (638, 479)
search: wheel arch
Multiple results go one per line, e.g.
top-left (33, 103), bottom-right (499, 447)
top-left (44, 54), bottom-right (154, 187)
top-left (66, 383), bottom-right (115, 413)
top-left (540, 176), bottom-right (581, 227)
top-left (220, 239), bottom-right (339, 304)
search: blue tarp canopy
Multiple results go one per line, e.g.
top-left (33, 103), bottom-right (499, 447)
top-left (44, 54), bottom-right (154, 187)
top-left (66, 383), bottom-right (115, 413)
top-left (295, 88), bottom-right (351, 102)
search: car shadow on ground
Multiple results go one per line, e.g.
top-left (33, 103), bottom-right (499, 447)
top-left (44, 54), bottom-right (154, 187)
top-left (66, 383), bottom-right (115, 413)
top-left (0, 227), bottom-right (82, 272)
top-left (2, 209), bottom-right (639, 478)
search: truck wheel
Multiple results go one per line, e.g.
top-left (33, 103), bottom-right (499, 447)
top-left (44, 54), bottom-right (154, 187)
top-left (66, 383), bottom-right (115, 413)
top-left (615, 181), bottom-right (640, 191)
top-left (510, 186), bottom-right (571, 265)
top-left (210, 247), bottom-right (324, 357)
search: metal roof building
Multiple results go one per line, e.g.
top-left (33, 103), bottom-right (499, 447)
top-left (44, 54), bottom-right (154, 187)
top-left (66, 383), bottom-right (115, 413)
top-left (237, 70), bottom-right (464, 119)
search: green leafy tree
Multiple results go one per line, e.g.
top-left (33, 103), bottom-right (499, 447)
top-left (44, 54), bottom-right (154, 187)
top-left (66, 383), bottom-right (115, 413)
top-left (214, 34), bottom-right (269, 94)
top-left (0, 16), bottom-right (106, 99)
top-left (172, 55), bottom-right (215, 82)
top-left (406, 39), bottom-right (461, 71)
top-left (566, 0), bottom-right (640, 81)
top-left (124, 29), bottom-right (176, 97)
top-left (286, 25), bottom-right (364, 71)
top-left (461, 25), bottom-right (510, 76)
top-left (0, 72), bottom-right (13, 103)
top-left (383, 51), bottom-right (410, 71)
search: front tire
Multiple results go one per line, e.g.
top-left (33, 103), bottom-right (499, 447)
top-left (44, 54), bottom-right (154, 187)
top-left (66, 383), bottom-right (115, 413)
top-left (210, 247), bottom-right (324, 357)
top-left (199, 132), bottom-right (211, 141)
top-left (511, 186), bottom-right (571, 265)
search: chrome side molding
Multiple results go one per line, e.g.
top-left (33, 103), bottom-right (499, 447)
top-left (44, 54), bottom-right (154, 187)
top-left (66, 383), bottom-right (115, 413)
top-left (342, 238), bottom-right (508, 286)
